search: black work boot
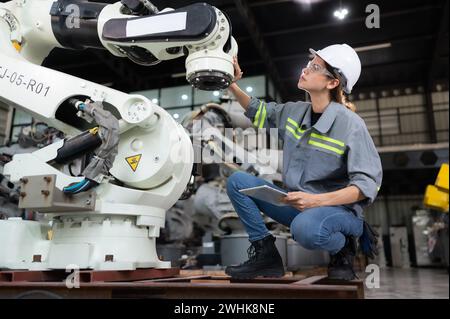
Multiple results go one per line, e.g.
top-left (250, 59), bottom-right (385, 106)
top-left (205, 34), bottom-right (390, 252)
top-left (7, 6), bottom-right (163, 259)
top-left (225, 234), bottom-right (285, 279)
top-left (327, 236), bottom-right (357, 281)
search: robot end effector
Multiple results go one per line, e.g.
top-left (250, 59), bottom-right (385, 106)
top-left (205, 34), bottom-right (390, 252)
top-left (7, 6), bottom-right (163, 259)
top-left (101, 1), bottom-right (239, 91)
top-left (50, 0), bottom-right (238, 91)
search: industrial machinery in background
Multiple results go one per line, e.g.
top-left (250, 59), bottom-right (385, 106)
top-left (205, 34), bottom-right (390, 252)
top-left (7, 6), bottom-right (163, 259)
top-left (424, 163), bottom-right (449, 213)
top-left (0, 170), bottom-right (20, 220)
top-left (0, 121), bottom-right (63, 220)
top-left (411, 209), bottom-right (447, 267)
top-left (383, 164), bottom-right (449, 269)
top-left (0, 0), bottom-right (238, 271)
top-left (389, 226), bottom-right (410, 268)
top-left (413, 163), bottom-right (449, 268)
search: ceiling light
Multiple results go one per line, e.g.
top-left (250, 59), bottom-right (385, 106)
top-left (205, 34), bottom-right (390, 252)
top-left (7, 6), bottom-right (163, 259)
top-left (333, 8), bottom-right (349, 20)
top-left (246, 86), bottom-right (253, 93)
top-left (173, 113), bottom-right (180, 119)
top-left (294, 0), bottom-right (322, 4)
top-left (213, 91), bottom-right (220, 97)
top-left (354, 43), bottom-right (392, 52)
top-left (151, 98), bottom-right (158, 104)
top-left (181, 94), bottom-right (189, 101)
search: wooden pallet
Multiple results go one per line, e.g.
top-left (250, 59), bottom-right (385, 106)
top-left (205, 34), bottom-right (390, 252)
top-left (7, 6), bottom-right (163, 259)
top-left (0, 268), bottom-right (364, 299)
top-left (0, 268), bottom-right (179, 283)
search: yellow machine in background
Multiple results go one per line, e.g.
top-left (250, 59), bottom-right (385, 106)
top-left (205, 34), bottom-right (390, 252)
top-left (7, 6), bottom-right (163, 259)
top-left (424, 163), bottom-right (449, 213)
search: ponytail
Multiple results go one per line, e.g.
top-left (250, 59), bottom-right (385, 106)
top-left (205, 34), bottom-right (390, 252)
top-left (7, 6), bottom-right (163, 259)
top-left (333, 86), bottom-right (356, 112)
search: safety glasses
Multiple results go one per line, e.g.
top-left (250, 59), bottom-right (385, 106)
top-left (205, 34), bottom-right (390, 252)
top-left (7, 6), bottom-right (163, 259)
top-left (304, 61), bottom-right (336, 79)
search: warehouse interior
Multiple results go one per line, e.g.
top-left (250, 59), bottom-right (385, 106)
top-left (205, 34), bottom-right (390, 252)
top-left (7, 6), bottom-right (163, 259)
top-left (0, 0), bottom-right (448, 300)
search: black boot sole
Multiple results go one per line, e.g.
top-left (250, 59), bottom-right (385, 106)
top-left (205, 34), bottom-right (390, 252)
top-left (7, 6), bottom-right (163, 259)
top-left (225, 267), bottom-right (285, 279)
top-left (327, 269), bottom-right (357, 281)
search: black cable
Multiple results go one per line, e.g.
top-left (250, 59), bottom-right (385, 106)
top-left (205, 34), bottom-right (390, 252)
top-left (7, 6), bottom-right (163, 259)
top-left (68, 162), bottom-right (81, 177)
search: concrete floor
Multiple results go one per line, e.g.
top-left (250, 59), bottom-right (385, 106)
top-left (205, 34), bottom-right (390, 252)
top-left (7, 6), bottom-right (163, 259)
top-left (361, 267), bottom-right (449, 299)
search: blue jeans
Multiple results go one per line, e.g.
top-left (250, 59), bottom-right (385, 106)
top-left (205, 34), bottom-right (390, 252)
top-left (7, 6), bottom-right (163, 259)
top-left (226, 172), bottom-right (364, 255)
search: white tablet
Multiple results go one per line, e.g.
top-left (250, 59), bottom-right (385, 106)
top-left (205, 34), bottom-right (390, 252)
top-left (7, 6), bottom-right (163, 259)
top-left (239, 185), bottom-right (288, 207)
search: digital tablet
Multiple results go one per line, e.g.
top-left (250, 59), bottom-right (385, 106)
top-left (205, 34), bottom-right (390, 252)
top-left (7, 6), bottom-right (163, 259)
top-left (239, 185), bottom-right (288, 206)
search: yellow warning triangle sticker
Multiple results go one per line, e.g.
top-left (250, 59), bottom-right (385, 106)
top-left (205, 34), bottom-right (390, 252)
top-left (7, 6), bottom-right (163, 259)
top-left (125, 154), bottom-right (142, 172)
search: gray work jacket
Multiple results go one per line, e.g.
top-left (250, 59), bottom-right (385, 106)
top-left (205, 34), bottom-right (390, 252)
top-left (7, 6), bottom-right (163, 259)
top-left (244, 97), bottom-right (383, 218)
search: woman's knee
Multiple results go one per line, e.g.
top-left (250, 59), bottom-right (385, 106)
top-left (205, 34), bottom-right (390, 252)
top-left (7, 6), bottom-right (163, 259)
top-left (226, 171), bottom-right (247, 192)
top-left (290, 215), bottom-right (322, 250)
top-left (226, 171), bottom-right (261, 193)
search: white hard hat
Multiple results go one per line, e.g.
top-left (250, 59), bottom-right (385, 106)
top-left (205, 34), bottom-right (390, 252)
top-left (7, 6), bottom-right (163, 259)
top-left (309, 44), bottom-right (361, 94)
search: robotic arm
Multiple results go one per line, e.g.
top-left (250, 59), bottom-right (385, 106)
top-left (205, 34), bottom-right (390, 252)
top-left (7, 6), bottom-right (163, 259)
top-left (0, 0), bottom-right (238, 271)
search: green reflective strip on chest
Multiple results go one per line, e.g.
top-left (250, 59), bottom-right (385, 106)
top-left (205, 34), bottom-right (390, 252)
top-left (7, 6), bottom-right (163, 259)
top-left (287, 117), bottom-right (299, 128)
top-left (308, 140), bottom-right (345, 155)
top-left (310, 133), bottom-right (345, 147)
top-left (286, 125), bottom-right (301, 139)
top-left (287, 117), bottom-right (306, 134)
top-left (258, 103), bottom-right (267, 128)
top-left (253, 101), bottom-right (263, 127)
